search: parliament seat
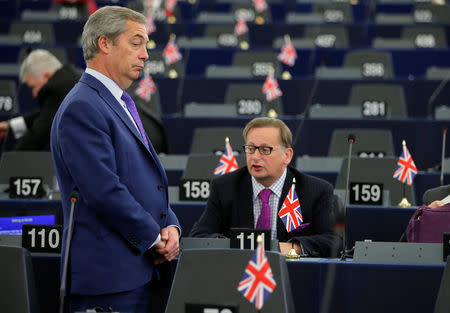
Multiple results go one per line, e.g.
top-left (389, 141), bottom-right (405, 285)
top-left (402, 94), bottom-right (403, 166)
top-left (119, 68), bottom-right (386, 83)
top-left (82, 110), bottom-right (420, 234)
top-left (328, 129), bottom-right (395, 158)
top-left (348, 83), bottom-right (408, 118)
top-left (189, 127), bottom-right (244, 155)
top-left (335, 157), bottom-right (416, 206)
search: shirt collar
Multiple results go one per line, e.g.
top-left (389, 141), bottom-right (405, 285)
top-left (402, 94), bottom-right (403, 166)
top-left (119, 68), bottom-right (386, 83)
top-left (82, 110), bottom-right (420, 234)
top-left (251, 168), bottom-right (287, 200)
top-left (85, 68), bottom-right (124, 102)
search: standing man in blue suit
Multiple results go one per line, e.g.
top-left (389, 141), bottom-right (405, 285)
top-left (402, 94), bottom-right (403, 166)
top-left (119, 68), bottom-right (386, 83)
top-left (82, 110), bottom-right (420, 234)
top-left (51, 6), bottom-right (180, 313)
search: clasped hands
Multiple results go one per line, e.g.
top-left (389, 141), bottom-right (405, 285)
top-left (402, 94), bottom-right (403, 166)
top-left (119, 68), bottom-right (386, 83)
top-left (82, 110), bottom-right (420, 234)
top-left (150, 226), bottom-right (179, 265)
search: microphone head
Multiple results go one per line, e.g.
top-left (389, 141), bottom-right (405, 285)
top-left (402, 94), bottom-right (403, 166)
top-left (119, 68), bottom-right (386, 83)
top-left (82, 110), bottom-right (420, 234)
top-left (70, 190), bottom-right (79, 202)
top-left (347, 134), bottom-right (356, 143)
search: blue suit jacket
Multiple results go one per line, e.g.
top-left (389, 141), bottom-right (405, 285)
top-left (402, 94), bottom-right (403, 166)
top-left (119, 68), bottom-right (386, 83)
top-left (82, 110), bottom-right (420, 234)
top-left (51, 73), bottom-right (180, 295)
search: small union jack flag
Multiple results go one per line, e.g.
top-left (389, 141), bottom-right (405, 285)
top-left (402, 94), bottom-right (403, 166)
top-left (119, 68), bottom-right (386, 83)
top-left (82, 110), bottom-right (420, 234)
top-left (277, 36), bottom-right (297, 67)
top-left (262, 72), bottom-right (282, 102)
top-left (146, 15), bottom-right (156, 35)
top-left (278, 182), bottom-right (304, 232)
top-left (165, 0), bottom-right (177, 16)
top-left (237, 241), bottom-right (276, 310)
top-left (253, 0), bottom-right (268, 13)
top-left (162, 37), bottom-right (182, 65)
top-left (234, 18), bottom-right (248, 36)
top-left (393, 141), bottom-right (418, 186)
top-left (135, 74), bottom-right (156, 102)
top-left (214, 138), bottom-right (239, 175)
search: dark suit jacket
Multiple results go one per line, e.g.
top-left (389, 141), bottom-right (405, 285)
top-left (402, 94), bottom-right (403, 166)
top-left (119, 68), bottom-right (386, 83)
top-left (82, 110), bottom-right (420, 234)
top-left (15, 65), bottom-right (81, 150)
top-left (190, 166), bottom-right (339, 257)
top-left (50, 72), bottom-right (180, 295)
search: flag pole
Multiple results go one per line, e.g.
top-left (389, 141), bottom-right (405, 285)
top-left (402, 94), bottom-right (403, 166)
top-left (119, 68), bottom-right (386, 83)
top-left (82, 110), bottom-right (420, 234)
top-left (398, 140), bottom-right (412, 208)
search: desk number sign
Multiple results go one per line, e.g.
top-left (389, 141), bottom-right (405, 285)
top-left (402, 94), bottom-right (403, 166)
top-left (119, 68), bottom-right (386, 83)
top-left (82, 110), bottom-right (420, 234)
top-left (230, 228), bottom-right (271, 251)
top-left (186, 304), bottom-right (237, 313)
top-left (22, 224), bottom-right (62, 253)
top-left (179, 179), bottom-right (210, 201)
top-left (349, 182), bottom-right (383, 205)
top-left (9, 177), bottom-right (45, 199)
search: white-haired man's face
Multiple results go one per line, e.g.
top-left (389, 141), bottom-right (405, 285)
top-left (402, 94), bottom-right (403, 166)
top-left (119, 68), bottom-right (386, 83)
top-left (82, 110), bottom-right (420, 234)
top-left (25, 72), bottom-right (51, 98)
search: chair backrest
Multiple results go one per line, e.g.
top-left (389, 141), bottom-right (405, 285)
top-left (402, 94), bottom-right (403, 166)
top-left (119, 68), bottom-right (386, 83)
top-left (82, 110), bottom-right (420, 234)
top-left (182, 154), bottom-right (246, 180)
top-left (18, 47), bottom-right (68, 65)
top-left (204, 24), bottom-right (249, 48)
top-left (304, 25), bottom-right (349, 48)
top-left (414, 3), bottom-right (450, 24)
top-left (233, 51), bottom-right (281, 78)
top-left (313, 2), bottom-right (353, 23)
top-left (184, 103), bottom-right (238, 117)
top-left (348, 83), bottom-right (407, 118)
top-left (9, 22), bottom-right (55, 44)
top-left (335, 157), bottom-right (415, 206)
top-left (422, 185), bottom-right (450, 206)
top-left (344, 50), bottom-right (394, 79)
top-left (434, 256), bottom-right (450, 313)
top-left (328, 129), bottom-right (395, 158)
top-left (166, 249), bottom-right (294, 313)
top-left (127, 79), bottom-right (161, 117)
top-left (146, 50), bottom-right (185, 78)
top-left (0, 79), bottom-right (18, 114)
top-left (402, 26), bottom-right (447, 49)
top-left (225, 83), bottom-right (284, 117)
top-left (0, 151), bottom-right (55, 188)
top-left (232, 3), bottom-right (272, 24)
top-left (189, 127), bottom-right (245, 154)
top-left (0, 246), bottom-right (39, 313)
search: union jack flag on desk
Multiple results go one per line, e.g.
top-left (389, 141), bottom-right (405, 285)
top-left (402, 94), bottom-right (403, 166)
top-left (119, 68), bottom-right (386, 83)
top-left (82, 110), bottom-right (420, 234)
top-left (162, 37), bottom-right (182, 65)
top-left (393, 141), bottom-right (418, 186)
top-left (277, 35), bottom-right (297, 67)
top-left (278, 180), bottom-right (304, 232)
top-left (135, 74), bottom-right (156, 102)
top-left (262, 72), bottom-right (282, 102)
top-left (214, 138), bottom-right (239, 175)
top-left (237, 241), bottom-right (276, 310)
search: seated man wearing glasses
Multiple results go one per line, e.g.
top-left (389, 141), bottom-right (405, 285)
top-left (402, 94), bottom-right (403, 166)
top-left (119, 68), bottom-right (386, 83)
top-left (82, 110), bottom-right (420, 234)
top-left (190, 117), bottom-right (339, 257)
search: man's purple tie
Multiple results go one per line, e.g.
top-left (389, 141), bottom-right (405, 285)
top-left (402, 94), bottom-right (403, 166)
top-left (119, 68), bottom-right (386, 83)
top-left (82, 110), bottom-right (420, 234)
top-left (121, 91), bottom-right (149, 149)
top-left (256, 189), bottom-right (271, 229)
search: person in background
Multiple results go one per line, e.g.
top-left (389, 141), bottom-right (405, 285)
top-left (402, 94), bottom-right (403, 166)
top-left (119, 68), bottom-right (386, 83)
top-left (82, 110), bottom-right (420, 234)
top-left (0, 49), bottom-right (81, 150)
top-left (51, 6), bottom-right (179, 313)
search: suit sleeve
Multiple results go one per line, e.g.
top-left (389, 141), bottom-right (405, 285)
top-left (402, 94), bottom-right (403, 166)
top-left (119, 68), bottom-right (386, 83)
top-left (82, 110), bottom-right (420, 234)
top-left (189, 179), bottom-right (226, 238)
top-left (57, 98), bottom-right (162, 253)
top-left (293, 182), bottom-right (340, 257)
top-left (15, 96), bottom-right (58, 150)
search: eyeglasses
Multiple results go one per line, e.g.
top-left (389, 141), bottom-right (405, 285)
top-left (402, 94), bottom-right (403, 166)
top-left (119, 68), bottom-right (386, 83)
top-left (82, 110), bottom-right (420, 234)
top-left (243, 144), bottom-right (275, 155)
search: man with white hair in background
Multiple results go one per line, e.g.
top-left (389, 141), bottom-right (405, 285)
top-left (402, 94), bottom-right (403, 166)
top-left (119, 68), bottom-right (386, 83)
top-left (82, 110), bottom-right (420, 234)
top-left (0, 49), bottom-right (80, 150)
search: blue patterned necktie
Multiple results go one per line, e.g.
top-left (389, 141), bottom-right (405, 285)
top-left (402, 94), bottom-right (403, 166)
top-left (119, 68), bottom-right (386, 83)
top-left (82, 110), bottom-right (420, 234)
top-left (121, 91), bottom-right (149, 149)
top-left (256, 189), bottom-right (271, 229)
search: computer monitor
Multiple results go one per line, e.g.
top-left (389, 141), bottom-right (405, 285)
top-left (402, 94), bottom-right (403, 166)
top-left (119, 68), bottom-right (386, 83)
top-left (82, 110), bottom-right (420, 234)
top-left (0, 207), bottom-right (59, 235)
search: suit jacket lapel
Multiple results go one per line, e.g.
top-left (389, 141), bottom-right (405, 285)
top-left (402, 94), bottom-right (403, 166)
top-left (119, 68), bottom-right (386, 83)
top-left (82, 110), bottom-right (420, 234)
top-left (237, 171), bottom-right (254, 228)
top-left (80, 73), bottom-right (168, 187)
top-left (277, 169), bottom-right (295, 240)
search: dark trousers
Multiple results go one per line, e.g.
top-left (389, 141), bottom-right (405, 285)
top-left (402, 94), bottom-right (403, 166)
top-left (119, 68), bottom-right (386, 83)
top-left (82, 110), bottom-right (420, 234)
top-left (68, 271), bottom-right (171, 313)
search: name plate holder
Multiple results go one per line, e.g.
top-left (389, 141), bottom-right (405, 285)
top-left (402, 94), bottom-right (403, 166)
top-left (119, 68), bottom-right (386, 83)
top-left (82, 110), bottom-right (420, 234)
top-left (354, 241), bottom-right (443, 264)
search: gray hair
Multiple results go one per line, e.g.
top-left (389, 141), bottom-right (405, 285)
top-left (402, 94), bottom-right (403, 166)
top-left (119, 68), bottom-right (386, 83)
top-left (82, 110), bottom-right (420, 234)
top-left (243, 117), bottom-right (293, 148)
top-left (81, 6), bottom-right (146, 61)
top-left (19, 49), bottom-right (62, 83)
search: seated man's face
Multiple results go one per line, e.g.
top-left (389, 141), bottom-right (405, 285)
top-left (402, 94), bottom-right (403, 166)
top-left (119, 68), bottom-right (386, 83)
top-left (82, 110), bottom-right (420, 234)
top-left (245, 126), bottom-right (293, 187)
top-left (25, 73), bottom-right (51, 98)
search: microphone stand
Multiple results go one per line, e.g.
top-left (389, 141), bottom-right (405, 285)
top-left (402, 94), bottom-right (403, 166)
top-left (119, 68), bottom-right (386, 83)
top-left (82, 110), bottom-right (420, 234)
top-left (341, 135), bottom-right (355, 261)
top-left (441, 128), bottom-right (447, 186)
top-left (59, 190), bottom-right (79, 313)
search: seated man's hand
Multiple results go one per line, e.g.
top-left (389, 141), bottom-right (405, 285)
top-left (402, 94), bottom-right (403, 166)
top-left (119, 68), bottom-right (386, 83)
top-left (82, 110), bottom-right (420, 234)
top-left (428, 200), bottom-right (446, 209)
top-left (279, 242), bottom-right (302, 256)
top-left (0, 121), bottom-right (9, 139)
top-left (151, 226), bottom-right (179, 263)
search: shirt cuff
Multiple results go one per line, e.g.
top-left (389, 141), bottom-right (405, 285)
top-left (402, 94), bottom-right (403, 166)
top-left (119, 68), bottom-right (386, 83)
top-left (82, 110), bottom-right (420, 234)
top-left (9, 116), bottom-right (27, 139)
top-left (148, 234), bottom-right (161, 250)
